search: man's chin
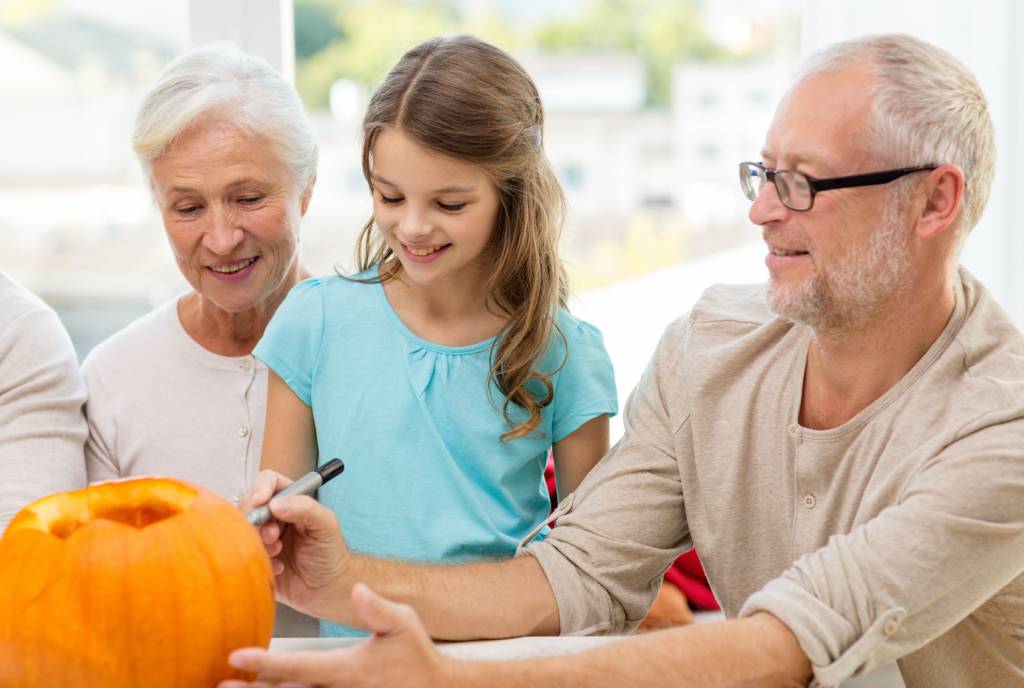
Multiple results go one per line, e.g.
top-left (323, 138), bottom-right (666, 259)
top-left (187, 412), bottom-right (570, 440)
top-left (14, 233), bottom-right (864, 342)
top-left (765, 280), bottom-right (821, 325)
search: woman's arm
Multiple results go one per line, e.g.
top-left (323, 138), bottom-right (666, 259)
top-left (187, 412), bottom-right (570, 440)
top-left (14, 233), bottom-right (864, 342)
top-left (260, 370), bottom-right (317, 479)
top-left (551, 414), bottom-right (609, 501)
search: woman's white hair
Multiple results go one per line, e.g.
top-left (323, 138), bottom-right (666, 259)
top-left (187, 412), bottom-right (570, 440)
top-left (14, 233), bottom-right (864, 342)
top-left (797, 33), bottom-right (995, 235)
top-left (133, 43), bottom-right (318, 193)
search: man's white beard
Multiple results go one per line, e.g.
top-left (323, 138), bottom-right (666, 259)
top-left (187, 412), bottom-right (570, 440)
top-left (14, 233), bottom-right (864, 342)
top-left (766, 201), bottom-right (912, 331)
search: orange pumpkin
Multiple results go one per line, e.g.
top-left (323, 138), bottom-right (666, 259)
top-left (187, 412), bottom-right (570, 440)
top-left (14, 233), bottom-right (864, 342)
top-left (0, 477), bottom-right (275, 687)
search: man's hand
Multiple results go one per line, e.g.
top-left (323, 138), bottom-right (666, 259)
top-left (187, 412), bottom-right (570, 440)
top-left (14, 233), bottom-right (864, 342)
top-left (247, 469), bottom-right (352, 617)
top-left (218, 583), bottom-right (451, 688)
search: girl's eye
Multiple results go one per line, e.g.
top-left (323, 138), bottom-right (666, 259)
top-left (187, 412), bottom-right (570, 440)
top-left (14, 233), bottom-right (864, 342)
top-left (379, 193), bottom-right (403, 205)
top-left (438, 202), bottom-right (466, 212)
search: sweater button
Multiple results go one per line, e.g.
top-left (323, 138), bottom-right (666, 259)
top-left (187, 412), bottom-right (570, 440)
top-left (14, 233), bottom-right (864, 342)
top-left (802, 493), bottom-right (817, 509)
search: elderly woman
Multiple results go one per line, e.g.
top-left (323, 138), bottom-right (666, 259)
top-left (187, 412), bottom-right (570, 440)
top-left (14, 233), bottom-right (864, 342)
top-left (81, 44), bottom-right (317, 634)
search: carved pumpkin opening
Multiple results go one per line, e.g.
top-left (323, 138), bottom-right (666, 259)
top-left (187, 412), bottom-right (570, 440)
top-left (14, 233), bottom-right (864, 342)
top-left (28, 479), bottom-right (199, 539)
top-left (94, 500), bottom-right (183, 529)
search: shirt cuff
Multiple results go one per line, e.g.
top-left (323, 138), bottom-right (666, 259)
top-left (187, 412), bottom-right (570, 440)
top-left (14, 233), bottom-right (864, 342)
top-left (740, 576), bottom-right (908, 687)
top-left (520, 537), bottom-right (624, 637)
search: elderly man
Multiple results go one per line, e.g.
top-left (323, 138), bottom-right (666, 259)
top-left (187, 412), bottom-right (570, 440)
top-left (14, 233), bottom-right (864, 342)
top-left (223, 33), bottom-right (1023, 688)
top-left (0, 274), bottom-right (87, 532)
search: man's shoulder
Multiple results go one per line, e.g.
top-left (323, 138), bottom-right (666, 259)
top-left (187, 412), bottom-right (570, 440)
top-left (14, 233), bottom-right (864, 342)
top-left (690, 282), bottom-right (776, 327)
top-left (652, 282), bottom-right (791, 376)
top-left (953, 270), bottom-right (1024, 402)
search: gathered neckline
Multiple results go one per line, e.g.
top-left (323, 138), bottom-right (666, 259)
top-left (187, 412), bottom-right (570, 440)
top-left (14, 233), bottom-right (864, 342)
top-left (365, 265), bottom-right (498, 356)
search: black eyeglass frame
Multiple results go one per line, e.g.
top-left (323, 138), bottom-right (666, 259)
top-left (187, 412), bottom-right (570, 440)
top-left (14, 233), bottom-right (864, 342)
top-left (739, 161), bottom-right (939, 211)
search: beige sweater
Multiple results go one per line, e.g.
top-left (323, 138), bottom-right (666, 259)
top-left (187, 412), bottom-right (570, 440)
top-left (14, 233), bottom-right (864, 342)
top-left (82, 297), bottom-right (267, 501)
top-left (0, 273), bottom-right (87, 532)
top-left (526, 269), bottom-right (1024, 688)
top-left (81, 296), bottom-right (317, 637)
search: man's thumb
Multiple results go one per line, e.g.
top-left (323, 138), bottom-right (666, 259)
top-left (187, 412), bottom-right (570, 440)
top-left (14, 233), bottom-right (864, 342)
top-left (351, 582), bottom-right (414, 637)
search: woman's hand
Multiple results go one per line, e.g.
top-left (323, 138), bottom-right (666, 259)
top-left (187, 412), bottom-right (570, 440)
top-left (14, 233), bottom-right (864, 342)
top-left (218, 583), bottom-right (451, 688)
top-left (247, 469), bottom-right (352, 617)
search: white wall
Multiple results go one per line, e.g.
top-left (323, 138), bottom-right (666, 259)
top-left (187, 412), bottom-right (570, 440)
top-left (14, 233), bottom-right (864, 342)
top-left (188, 0), bottom-right (295, 79)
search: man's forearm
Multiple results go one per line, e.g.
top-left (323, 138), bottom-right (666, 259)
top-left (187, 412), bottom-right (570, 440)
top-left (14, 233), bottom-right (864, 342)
top-left (449, 612), bottom-right (812, 688)
top-left (328, 554), bottom-right (560, 640)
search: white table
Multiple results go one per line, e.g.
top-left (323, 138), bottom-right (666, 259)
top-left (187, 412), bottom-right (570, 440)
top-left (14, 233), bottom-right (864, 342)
top-left (270, 634), bottom-right (905, 687)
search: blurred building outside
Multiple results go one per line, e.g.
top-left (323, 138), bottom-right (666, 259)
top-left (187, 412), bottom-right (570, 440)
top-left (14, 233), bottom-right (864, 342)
top-left (0, 2), bottom-right (792, 406)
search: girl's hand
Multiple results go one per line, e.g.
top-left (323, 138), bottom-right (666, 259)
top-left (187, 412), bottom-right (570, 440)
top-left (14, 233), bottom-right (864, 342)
top-left (218, 583), bottom-right (451, 688)
top-left (247, 469), bottom-right (352, 616)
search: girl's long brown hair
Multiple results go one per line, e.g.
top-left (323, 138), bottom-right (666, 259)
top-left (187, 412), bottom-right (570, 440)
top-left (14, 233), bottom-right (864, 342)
top-left (356, 35), bottom-right (568, 441)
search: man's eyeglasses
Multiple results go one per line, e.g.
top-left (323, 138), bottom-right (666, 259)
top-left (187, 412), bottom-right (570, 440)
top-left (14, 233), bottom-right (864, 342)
top-left (738, 161), bottom-right (937, 212)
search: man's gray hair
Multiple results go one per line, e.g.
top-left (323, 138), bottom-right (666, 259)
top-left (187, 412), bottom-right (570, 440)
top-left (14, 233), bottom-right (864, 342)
top-left (132, 43), bottom-right (318, 192)
top-left (798, 33), bottom-right (995, 234)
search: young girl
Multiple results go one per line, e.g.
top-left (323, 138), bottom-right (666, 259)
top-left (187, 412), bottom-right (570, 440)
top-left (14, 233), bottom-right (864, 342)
top-left (254, 35), bottom-right (617, 637)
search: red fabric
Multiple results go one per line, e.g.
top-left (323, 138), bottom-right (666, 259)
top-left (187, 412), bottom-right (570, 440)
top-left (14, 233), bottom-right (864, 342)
top-left (663, 550), bottom-right (719, 611)
top-left (543, 455), bottom-right (719, 611)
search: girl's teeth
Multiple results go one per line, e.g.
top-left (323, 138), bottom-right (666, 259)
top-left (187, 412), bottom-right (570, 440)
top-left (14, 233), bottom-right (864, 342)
top-left (408, 245), bottom-right (442, 256)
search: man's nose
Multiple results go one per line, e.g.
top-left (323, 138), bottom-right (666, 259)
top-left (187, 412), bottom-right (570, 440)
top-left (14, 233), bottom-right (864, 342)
top-left (748, 179), bottom-right (789, 227)
top-left (201, 206), bottom-right (245, 255)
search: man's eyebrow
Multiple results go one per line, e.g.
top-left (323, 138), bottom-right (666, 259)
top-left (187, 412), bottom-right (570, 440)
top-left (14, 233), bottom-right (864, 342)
top-left (759, 150), bottom-right (824, 168)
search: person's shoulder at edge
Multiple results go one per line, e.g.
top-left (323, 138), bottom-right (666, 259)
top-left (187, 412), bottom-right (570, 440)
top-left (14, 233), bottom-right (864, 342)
top-left (0, 272), bottom-right (54, 328)
top-left (0, 273), bottom-right (80, 368)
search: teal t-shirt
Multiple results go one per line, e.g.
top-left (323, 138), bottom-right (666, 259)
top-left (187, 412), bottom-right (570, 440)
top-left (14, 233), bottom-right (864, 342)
top-left (254, 267), bottom-right (617, 636)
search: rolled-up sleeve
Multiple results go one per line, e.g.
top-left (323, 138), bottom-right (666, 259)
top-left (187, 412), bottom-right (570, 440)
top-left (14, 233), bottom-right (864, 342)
top-left (524, 315), bottom-right (694, 635)
top-left (740, 411), bottom-right (1024, 687)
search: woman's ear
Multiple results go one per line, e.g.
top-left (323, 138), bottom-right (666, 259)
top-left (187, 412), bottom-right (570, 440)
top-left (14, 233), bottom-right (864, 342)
top-left (301, 175), bottom-right (317, 216)
top-left (916, 164), bottom-right (964, 241)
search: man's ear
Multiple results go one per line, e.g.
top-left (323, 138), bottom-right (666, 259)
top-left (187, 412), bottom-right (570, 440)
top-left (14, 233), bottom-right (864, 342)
top-left (300, 175), bottom-right (317, 216)
top-left (916, 164), bottom-right (964, 240)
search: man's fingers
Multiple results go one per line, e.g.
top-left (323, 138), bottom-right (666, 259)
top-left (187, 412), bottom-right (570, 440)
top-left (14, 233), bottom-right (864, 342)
top-left (249, 470), bottom-right (294, 508)
top-left (268, 495), bottom-right (339, 541)
top-left (351, 582), bottom-right (419, 638)
top-left (229, 647), bottom-right (350, 685)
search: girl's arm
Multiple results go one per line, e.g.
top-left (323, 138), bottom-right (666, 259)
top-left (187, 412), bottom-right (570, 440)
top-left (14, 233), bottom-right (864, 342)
top-left (260, 369), bottom-right (318, 479)
top-left (551, 414), bottom-right (609, 502)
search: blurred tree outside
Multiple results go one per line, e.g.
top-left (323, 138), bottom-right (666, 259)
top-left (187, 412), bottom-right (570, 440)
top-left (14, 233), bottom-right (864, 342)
top-left (293, 0), bottom-right (750, 108)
